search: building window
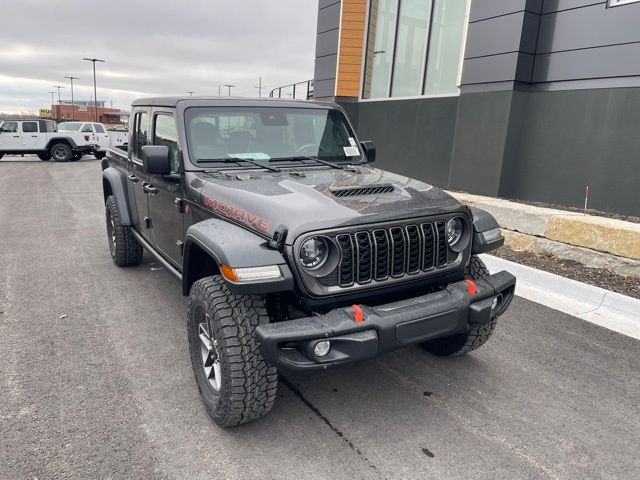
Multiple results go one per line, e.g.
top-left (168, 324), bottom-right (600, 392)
top-left (363, 0), bottom-right (470, 99)
top-left (609, 0), bottom-right (640, 6)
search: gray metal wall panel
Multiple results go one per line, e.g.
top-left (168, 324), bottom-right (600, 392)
top-left (499, 88), bottom-right (640, 216)
top-left (314, 54), bottom-right (338, 81)
top-left (462, 52), bottom-right (534, 84)
top-left (465, 12), bottom-right (527, 58)
top-left (316, 29), bottom-right (339, 58)
top-left (351, 97), bottom-right (460, 187)
top-left (533, 43), bottom-right (640, 83)
top-left (319, 0), bottom-right (340, 9)
top-left (537, 2), bottom-right (640, 54)
top-left (542, 0), bottom-right (606, 14)
top-left (313, 78), bottom-right (336, 99)
top-left (449, 91), bottom-right (513, 196)
top-left (469, 0), bottom-right (527, 22)
top-left (317, 2), bottom-right (341, 34)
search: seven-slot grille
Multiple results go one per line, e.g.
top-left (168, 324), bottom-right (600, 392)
top-left (335, 220), bottom-right (449, 287)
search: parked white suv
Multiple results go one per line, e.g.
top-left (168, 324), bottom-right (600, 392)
top-left (0, 119), bottom-right (98, 161)
top-left (58, 122), bottom-right (128, 159)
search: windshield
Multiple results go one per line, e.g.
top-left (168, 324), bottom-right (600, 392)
top-left (57, 122), bottom-right (82, 132)
top-left (184, 106), bottom-right (362, 164)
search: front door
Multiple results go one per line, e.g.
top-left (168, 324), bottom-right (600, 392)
top-left (0, 122), bottom-right (21, 150)
top-left (147, 112), bottom-right (184, 266)
top-left (128, 110), bottom-right (152, 242)
top-left (93, 123), bottom-right (111, 149)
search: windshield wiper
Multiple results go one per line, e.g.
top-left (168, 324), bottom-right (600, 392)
top-left (271, 155), bottom-right (344, 170)
top-left (198, 156), bottom-right (281, 172)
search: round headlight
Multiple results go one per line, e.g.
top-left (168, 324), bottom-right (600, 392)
top-left (446, 218), bottom-right (464, 247)
top-left (299, 236), bottom-right (329, 269)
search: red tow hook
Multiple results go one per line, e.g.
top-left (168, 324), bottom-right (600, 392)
top-left (352, 304), bottom-right (364, 323)
top-left (465, 279), bottom-right (477, 295)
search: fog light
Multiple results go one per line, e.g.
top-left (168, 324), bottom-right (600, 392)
top-left (313, 340), bottom-right (331, 357)
top-left (491, 297), bottom-right (499, 310)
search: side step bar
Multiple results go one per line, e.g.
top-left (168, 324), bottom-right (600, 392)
top-left (131, 230), bottom-right (182, 281)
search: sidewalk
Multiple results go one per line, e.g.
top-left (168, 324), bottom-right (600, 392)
top-left (449, 191), bottom-right (640, 279)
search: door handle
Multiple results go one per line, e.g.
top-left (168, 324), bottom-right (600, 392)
top-left (143, 184), bottom-right (159, 194)
top-left (12, 135), bottom-right (19, 138)
top-left (127, 174), bottom-right (139, 183)
top-left (31, 135), bottom-right (38, 138)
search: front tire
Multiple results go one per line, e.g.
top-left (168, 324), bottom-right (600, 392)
top-left (105, 196), bottom-right (143, 266)
top-left (94, 151), bottom-right (106, 160)
top-left (50, 142), bottom-right (72, 162)
top-left (187, 276), bottom-right (278, 427)
top-left (71, 152), bottom-right (83, 161)
top-left (421, 256), bottom-right (497, 357)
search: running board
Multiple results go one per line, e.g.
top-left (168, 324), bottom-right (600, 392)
top-left (132, 230), bottom-right (182, 281)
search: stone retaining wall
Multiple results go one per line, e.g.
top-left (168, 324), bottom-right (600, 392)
top-left (449, 192), bottom-right (640, 279)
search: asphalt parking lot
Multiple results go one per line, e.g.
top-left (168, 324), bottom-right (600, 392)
top-left (1, 155), bottom-right (639, 480)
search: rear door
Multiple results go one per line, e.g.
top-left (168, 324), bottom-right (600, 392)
top-left (20, 121), bottom-right (41, 149)
top-left (147, 111), bottom-right (184, 266)
top-left (127, 109), bottom-right (152, 240)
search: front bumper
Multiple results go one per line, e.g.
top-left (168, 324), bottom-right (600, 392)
top-left (255, 271), bottom-right (516, 370)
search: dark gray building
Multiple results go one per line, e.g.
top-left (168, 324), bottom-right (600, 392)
top-left (313, 0), bottom-right (640, 216)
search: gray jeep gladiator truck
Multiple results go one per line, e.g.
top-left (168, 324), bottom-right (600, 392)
top-left (101, 97), bottom-right (515, 427)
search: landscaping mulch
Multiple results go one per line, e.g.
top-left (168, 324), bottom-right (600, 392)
top-left (503, 198), bottom-right (640, 225)
top-left (492, 246), bottom-right (640, 300)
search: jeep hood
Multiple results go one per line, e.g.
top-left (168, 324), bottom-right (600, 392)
top-left (194, 165), bottom-right (465, 242)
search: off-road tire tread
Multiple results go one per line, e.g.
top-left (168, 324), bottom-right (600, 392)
top-left (421, 256), bottom-right (497, 357)
top-left (50, 142), bottom-right (72, 162)
top-left (188, 276), bottom-right (278, 427)
top-left (105, 196), bottom-right (143, 266)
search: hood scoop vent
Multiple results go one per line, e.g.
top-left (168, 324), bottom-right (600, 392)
top-left (330, 184), bottom-right (396, 198)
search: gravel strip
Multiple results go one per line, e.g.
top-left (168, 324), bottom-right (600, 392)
top-left (492, 246), bottom-right (640, 300)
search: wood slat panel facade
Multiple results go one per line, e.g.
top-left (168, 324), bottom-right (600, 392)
top-left (336, 0), bottom-right (367, 97)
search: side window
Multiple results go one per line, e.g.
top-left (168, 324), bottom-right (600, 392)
top-left (94, 123), bottom-right (106, 133)
top-left (1, 122), bottom-right (18, 133)
top-left (154, 114), bottom-right (180, 174)
top-left (134, 111), bottom-right (150, 159)
top-left (81, 123), bottom-right (93, 133)
top-left (22, 121), bottom-right (39, 133)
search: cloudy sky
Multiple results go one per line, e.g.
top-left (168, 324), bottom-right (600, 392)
top-left (0, 0), bottom-right (318, 114)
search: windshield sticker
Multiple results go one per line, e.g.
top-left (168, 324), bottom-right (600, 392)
top-left (228, 152), bottom-right (271, 160)
top-left (343, 146), bottom-right (360, 157)
top-left (348, 137), bottom-right (357, 147)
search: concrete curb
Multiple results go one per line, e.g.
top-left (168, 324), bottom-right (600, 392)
top-left (480, 254), bottom-right (640, 341)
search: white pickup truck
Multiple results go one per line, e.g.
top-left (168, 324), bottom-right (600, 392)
top-left (0, 119), bottom-right (100, 161)
top-left (57, 122), bottom-right (128, 159)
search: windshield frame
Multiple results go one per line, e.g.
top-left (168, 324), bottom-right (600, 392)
top-left (182, 105), bottom-right (363, 168)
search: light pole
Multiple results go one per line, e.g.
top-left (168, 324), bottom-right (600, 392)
top-left (82, 57), bottom-right (105, 122)
top-left (52, 85), bottom-right (64, 121)
top-left (64, 76), bottom-right (79, 121)
top-left (224, 84), bottom-right (235, 96)
top-left (49, 91), bottom-right (55, 118)
top-left (255, 77), bottom-right (264, 97)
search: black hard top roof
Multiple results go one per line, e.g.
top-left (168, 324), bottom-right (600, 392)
top-left (131, 96), bottom-right (338, 109)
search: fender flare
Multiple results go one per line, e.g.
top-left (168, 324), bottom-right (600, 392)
top-left (45, 136), bottom-right (79, 150)
top-left (469, 207), bottom-right (504, 254)
top-left (102, 167), bottom-right (135, 226)
top-left (183, 218), bottom-right (294, 295)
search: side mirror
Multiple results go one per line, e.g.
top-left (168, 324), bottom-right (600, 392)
top-left (141, 145), bottom-right (171, 174)
top-left (360, 141), bottom-right (376, 163)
